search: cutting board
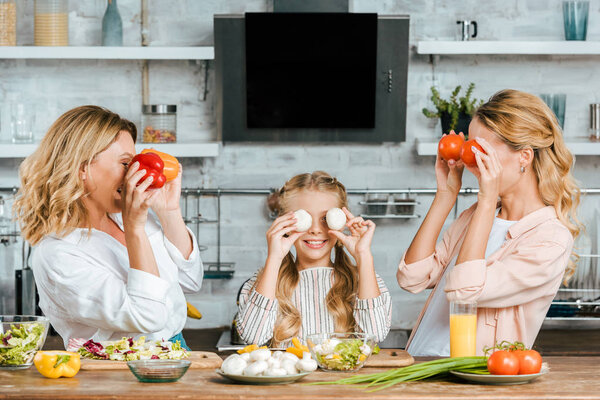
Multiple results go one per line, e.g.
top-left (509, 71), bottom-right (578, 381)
top-left (363, 349), bottom-right (414, 368)
top-left (80, 351), bottom-right (222, 370)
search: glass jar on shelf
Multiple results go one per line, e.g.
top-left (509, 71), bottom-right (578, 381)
top-left (141, 105), bottom-right (177, 143)
top-left (34, 0), bottom-right (68, 46)
top-left (0, 0), bottom-right (17, 46)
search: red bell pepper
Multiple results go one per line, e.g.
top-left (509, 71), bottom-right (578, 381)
top-left (130, 152), bottom-right (167, 189)
top-left (141, 148), bottom-right (179, 182)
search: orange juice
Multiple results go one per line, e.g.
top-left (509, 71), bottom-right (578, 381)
top-left (449, 314), bottom-right (477, 357)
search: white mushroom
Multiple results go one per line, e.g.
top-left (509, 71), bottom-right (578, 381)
top-left (221, 354), bottom-right (247, 375)
top-left (267, 357), bottom-right (281, 369)
top-left (271, 351), bottom-right (284, 360)
top-left (264, 367), bottom-right (287, 376)
top-left (281, 352), bottom-right (300, 362)
top-left (243, 360), bottom-right (268, 376)
top-left (326, 207), bottom-right (346, 231)
top-left (293, 209), bottom-right (312, 232)
top-left (281, 358), bottom-right (299, 375)
top-left (249, 348), bottom-right (271, 362)
top-left (296, 352), bottom-right (318, 372)
top-left (239, 352), bottom-right (251, 362)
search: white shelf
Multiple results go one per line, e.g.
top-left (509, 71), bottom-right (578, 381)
top-left (0, 142), bottom-right (220, 158)
top-left (416, 138), bottom-right (600, 156)
top-left (417, 41), bottom-right (600, 55)
top-left (0, 46), bottom-right (214, 60)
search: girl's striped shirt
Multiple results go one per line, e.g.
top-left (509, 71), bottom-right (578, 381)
top-left (236, 266), bottom-right (392, 347)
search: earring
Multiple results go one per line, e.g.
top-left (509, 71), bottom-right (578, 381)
top-left (520, 166), bottom-right (525, 173)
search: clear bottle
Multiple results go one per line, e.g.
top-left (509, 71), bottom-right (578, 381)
top-left (34, 0), bottom-right (68, 46)
top-left (0, 0), bottom-right (16, 46)
top-left (141, 105), bottom-right (177, 143)
top-left (102, 0), bottom-right (123, 46)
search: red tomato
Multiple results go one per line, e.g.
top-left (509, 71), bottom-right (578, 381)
top-left (438, 133), bottom-right (464, 161)
top-left (487, 350), bottom-right (520, 375)
top-left (460, 139), bottom-right (485, 167)
top-left (513, 349), bottom-right (542, 375)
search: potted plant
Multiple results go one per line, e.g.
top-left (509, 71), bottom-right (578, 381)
top-left (422, 83), bottom-right (484, 135)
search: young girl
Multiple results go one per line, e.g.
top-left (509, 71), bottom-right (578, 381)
top-left (236, 171), bottom-right (392, 347)
top-left (397, 90), bottom-right (581, 356)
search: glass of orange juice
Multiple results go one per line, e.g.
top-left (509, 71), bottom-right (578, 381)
top-left (449, 301), bottom-right (477, 357)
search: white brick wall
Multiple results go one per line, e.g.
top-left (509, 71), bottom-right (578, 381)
top-left (1, 0), bottom-right (599, 330)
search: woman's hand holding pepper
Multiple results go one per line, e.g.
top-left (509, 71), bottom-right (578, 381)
top-left (121, 161), bottom-right (158, 233)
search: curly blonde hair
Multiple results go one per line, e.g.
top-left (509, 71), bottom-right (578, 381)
top-left (262, 171), bottom-right (358, 346)
top-left (14, 105), bottom-right (136, 245)
top-left (474, 89), bottom-right (582, 282)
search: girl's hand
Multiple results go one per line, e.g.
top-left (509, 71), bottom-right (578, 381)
top-left (329, 207), bottom-right (376, 259)
top-left (121, 161), bottom-right (159, 232)
top-left (468, 137), bottom-right (502, 206)
top-left (435, 131), bottom-right (465, 198)
top-left (149, 163), bottom-right (183, 217)
top-left (265, 212), bottom-right (304, 263)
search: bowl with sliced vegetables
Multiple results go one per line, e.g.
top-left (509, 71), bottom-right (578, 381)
top-left (307, 332), bottom-right (376, 372)
top-left (0, 315), bottom-right (49, 370)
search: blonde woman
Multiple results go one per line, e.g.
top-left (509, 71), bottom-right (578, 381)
top-left (398, 89), bottom-right (581, 356)
top-left (236, 171), bottom-right (392, 347)
top-left (14, 105), bottom-right (202, 350)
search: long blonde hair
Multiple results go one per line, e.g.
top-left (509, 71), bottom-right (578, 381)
top-left (14, 105), bottom-right (137, 245)
top-left (263, 171), bottom-right (358, 345)
top-left (475, 89), bottom-right (582, 281)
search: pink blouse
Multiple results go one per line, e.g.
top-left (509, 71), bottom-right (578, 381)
top-left (397, 203), bottom-right (573, 354)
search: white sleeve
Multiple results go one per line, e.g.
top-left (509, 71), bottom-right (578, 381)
top-left (33, 243), bottom-right (171, 333)
top-left (163, 226), bottom-right (203, 294)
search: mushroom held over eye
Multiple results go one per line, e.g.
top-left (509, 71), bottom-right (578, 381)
top-left (293, 209), bottom-right (312, 232)
top-left (326, 208), bottom-right (346, 231)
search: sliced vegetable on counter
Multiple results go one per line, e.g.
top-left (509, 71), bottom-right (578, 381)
top-left (34, 351), bottom-right (81, 379)
top-left (307, 333), bottom-right (376, 371)
top-left (73, 336), bottom-right (187, 361)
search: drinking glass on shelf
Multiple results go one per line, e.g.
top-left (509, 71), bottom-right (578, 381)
top-left (11, 102), bottom-right (34, 144)
top-left (540, 94), bottom-right (566, 130)
top-left (563, 1), bottom-right (589, 41)
top-left (449, 301), bottom-right (477, 357)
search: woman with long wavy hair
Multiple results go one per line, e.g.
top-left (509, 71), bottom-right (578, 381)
top-left (236, 171), bottom-right (392, 347)
top-left (398, 89), bottom-right (581, 356)
top-left (14, 105), bottom-right (202, 350)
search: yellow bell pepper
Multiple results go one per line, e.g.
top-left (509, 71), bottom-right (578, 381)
top-left (285, 346), bottom-right (304, 358)
top-left (34, 351), bottom-right (81, 379)
top-left (291, 337), bottom-right (309, 353)
top-left (237, 344), bottom-right (267, 354)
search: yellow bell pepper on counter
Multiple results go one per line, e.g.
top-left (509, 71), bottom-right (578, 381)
top-left (33, 351), bottom-right (81, 379)
top-left (286, 337), bottom-right (310, 358)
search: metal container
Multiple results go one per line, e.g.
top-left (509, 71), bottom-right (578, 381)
top-left (141, 104), bottom-right (177, 143)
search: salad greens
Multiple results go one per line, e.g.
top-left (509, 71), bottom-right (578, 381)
top-left (77, 336), bottom-right (187, 361)
top-left (0, 322), bottom-right (47, 366)
top-left (314, 339), bottom-right (373, 371)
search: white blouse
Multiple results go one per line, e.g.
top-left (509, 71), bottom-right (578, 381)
top-left (407, 215), bottom-right (517, 356)
top-left (31, 212), bottom-right (203, 349)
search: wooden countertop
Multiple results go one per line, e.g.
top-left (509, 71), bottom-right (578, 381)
top-left (1, 356), bottom-right (598, 399)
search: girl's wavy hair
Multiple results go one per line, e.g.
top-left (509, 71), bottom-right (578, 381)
top-left (262, 171), bottom-right (358, 346)
top-left (14, 105), bottom-right (136, 245)
top-left (474, 89), bottom-right (582, 283)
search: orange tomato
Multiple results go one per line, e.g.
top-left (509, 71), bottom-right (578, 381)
top-left (487, 350), bottom-right (519, 375)
top-left (513, 349), bottom-right (542, 375)
top-left (460, 139), bottom-right (485, 167)
top-left (141, 148), bottom-right (179, 182)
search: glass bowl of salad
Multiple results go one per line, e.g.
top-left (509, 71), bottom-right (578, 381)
top-left (0, 315), bottom-right (49, 370)
top-left (306, 332), bottom-right (376, 372)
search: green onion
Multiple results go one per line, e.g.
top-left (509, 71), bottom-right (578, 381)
top-left (307, 356), bottom-right (488, 392)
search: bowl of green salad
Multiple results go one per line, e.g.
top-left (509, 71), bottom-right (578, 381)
top-left (0, 315), bottom-right (49, 370)
top-left (306, 332), bottom-right (377, 372)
